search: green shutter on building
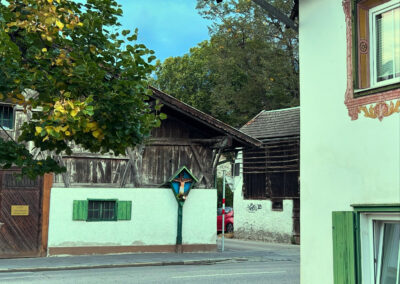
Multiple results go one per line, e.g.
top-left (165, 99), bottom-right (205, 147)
top-left (117, 201), bottom-right (132, 220)
top-left (332, 211), bottom-right (357, 284)
top-left (72, 200), bottom-right (88, 220)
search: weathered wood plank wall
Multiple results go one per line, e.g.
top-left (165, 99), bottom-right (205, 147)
top-left (52, 113), bottom-right (217, 188)
top-left (3, 107), bottom-right (222, 189)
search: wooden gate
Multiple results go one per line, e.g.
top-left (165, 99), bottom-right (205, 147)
top-left (0, 170), bottom-right (43, 258)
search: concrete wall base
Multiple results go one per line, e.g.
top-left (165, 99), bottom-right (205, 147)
top-left (234, 230), bottom-right (292, 244)
top-left (48, 244), bottom-right (217, 256)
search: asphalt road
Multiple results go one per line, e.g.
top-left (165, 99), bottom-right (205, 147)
top-left (0, 261), bottom-right (298, 284)
top-left (0, 239), bottom-right (299, 284)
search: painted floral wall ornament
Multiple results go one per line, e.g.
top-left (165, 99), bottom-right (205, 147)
top-left (168, 166), bottom-right (198, 202)
top-left (359, 100), bottom-right (400, 121)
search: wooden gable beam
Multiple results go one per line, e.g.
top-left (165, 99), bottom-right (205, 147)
top-left (121, 145), bottom-right (145, 188)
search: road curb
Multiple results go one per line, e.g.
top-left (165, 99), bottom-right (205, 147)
top-left (0, 258), bottom-right (239, 273)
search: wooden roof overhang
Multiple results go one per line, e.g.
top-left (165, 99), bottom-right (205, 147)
top-left (149, 86), bottom-right (262, 150)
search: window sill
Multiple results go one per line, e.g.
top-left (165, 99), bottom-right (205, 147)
top-left (354, 82), bottom-right (400, 98)
top-left (86, 219), bottom-right (118, 222)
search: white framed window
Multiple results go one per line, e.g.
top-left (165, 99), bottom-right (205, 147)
top-left (360, 213), bottom-right (400, 284)
top-left (369, 0), bottom-right (400, 88)
top-left (0, 104), bottom-right (14, 130)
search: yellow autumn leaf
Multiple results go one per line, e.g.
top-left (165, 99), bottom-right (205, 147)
top-left (70, 109), bottom-right (78, 117)
top-left (43, 135), bottom-right (49, 142)
top-left (55, 58), bottom-right (63, 65)
top-left (67, 101), bottom-right (74, 109)
top-left (77, 22), bottom-right (83, 27)
top-left (42, 48), bottom-right (47, 52)
top-left (45, 17), bottom-right (55, 25)
top-left (65, 131), bottom-right (71, 136)
top-left (45, 126), bottom-right (53, 133)
top-left (92, 129), bottom-right (102, 138)
top-left (86, 122), bottom-right (97, 130)
top-left (35, 126), bottom-right (43, 135)
top-left (47, 0), bottom-right (53, 3)
top-left (61, 125), bottom-right (69, 132)
top-left (55, 104), bottom-right (65, 113)
top-left (56, 20), bottom-right (64, 30)
top-left (16, 93), bottom-right (25, 100)
top-left (47, 36), bottom-right (53, 42)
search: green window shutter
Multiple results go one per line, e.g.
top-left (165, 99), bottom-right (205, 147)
top-left (332, 211), bottom-right (357, 284)
top-left (73, 200), bottom-right (88, 221)
top-left (117, 201), bottom-right (132, 220)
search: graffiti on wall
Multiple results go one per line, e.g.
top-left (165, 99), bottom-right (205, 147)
top-left (247, 203), bottom-right (262, 213)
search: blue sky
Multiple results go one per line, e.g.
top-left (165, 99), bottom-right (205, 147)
top-left (118, 0), bottom-right (212, 62)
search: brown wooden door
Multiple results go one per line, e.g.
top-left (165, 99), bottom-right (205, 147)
top-left (0, 170), bottom-right (43, 258)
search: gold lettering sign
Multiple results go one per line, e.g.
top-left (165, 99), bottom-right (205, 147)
top-left (11, 205), bottom-right (29, 216)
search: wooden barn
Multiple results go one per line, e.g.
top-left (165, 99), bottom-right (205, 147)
top-left (0, 87), bottom-right (261, 257)
top-left (232, 107), bottom-right (300, 244)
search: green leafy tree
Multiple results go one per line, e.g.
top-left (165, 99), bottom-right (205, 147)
top-left (0, 0), bottom-right (162, 178)
top-left (152, 0), bottom-right (298, 127)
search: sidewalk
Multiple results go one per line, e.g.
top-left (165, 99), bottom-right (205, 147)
top-left (0, 252), bottom-right (236, 273)
top-left (0, 239), bottom-right (298, 273)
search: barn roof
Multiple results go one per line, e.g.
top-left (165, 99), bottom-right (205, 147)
top-left (149, 86), bottom-right (262, 148)
top-left (240, 107), bottom-right (300, 141)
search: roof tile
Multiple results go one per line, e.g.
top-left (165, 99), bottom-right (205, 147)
top-left (240, 107), bottom-right (300, 140)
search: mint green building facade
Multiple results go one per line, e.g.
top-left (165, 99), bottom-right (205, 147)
top-left (300, 0), bottom-right (400, 283)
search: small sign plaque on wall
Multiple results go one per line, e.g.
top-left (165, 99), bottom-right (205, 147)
top-left (11, 205), bottom-right (29, 216)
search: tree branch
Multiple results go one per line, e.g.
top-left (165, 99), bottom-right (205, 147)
top-left (251, 0), bottom-right (298, 32)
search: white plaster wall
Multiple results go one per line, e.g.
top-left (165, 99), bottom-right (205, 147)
top-left (300, 1), bottom-right (400, 283)
top-left (48, 187), bottom-right (217, 247)
top-left (232, 152), bottom-right (294, 243)
top-left (234, 196), bottom-right (293, 242)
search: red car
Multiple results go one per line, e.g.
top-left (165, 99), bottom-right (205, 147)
top-left (217, 207), bottom-right (234, 232)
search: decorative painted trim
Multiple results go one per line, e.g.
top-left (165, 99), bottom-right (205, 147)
top-left (358, 39), bottom-right (368, 54)
top-left (358, 100), bottom-right (400, 121)
top-left (48, 244), bottom-right (217, 256)
top-left (342, 0), bottom-right (400, 120)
